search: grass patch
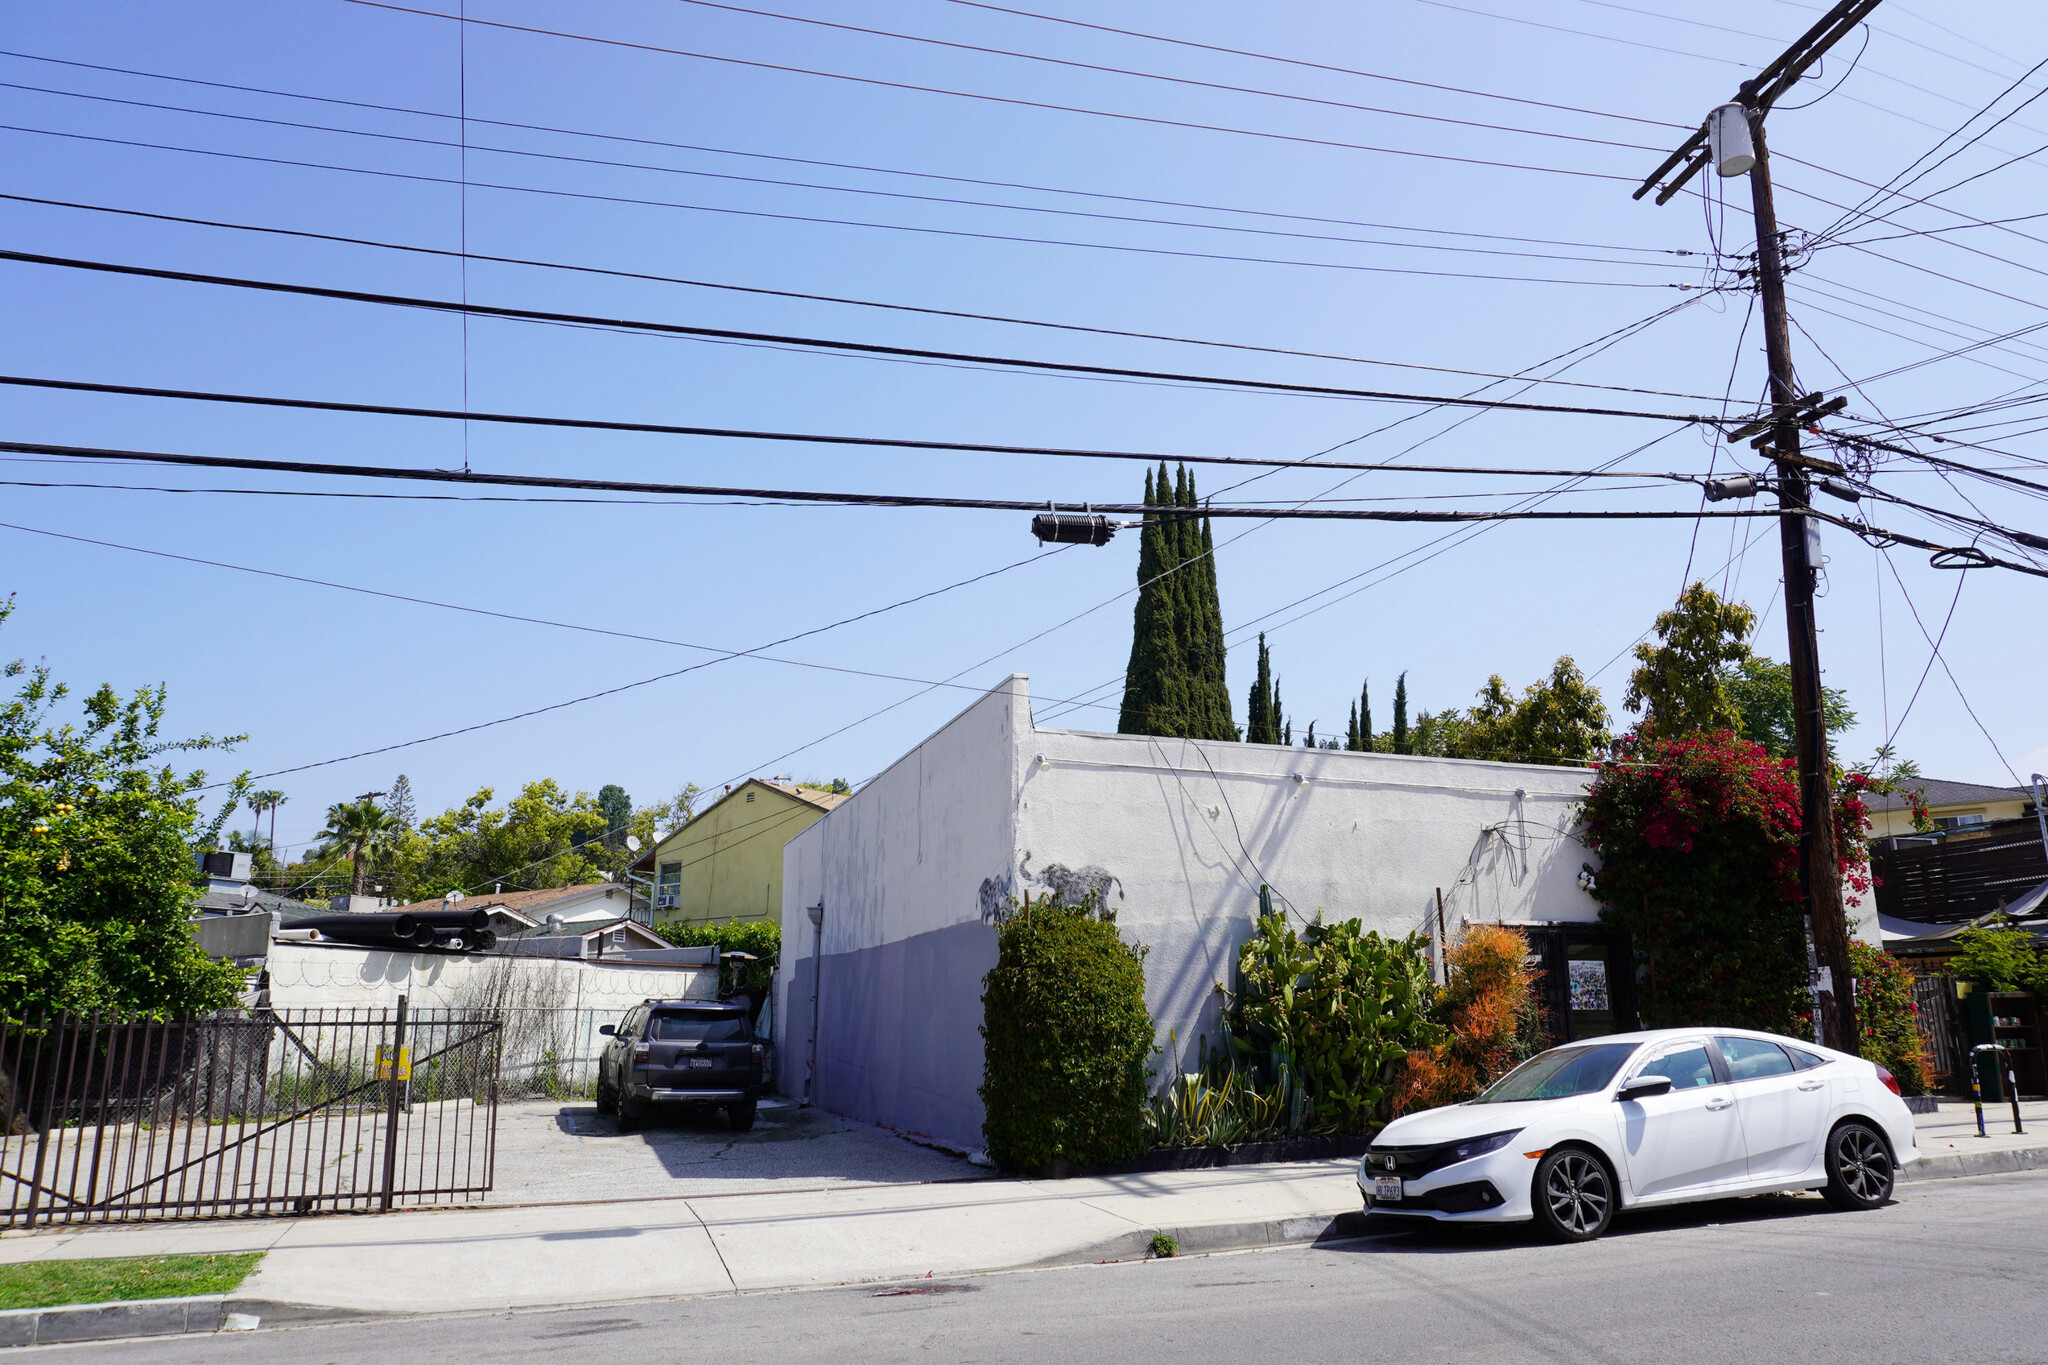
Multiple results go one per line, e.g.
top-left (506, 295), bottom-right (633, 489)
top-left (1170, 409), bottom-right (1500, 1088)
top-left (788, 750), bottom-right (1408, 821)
top-left (0, 1253), bottom-right (264, 1311)
top-left (1148, 1233), bottom-right (1179, 1259)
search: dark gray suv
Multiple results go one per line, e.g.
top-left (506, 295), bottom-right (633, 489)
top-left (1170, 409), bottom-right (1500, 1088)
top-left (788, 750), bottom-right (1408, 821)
top-left (596, 1000), bottom-right (764, 1132)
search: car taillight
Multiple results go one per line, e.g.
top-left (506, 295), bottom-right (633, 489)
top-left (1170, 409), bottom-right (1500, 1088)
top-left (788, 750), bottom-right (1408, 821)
top-left (1875, 1065), bottom-right (1900, 1096)
top-left (634, 1041), bottom-right (651, 1060)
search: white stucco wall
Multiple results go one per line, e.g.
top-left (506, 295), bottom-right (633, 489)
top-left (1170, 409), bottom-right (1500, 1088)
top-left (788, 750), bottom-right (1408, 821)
top-left (776, 678), bottom-right (1022, 1143)
top-left (265, 942), bottom-right (717, 1012)
top-left (1015, 726), bottom-right (1598, 1075)
top-left (780, 676), bottom-right (1614, 1153)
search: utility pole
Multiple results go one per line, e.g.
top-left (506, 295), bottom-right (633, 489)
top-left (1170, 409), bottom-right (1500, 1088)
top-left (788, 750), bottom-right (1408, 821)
top-left (1635, 0), bottom-right (1882, 1056)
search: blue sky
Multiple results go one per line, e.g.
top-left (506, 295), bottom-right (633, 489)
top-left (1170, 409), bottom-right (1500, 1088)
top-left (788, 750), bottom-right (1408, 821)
top-left (4, 0), bottom-right (2046, 865)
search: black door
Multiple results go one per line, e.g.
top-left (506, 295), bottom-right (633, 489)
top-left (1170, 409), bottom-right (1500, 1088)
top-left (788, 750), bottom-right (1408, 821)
top-left (1527, 923), bottom-right (1638, 1043)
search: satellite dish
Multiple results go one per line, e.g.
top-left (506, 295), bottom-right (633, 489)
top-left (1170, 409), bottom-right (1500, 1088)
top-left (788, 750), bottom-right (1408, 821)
top-left (240, 883), bottom-right (259, 903)
top-left (624, 835), bottom-right (642, 853)
top-left (443, 889), bottom-right (466, 904)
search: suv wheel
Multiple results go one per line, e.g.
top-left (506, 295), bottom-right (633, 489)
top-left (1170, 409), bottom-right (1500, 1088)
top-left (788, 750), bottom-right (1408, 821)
top-left (728, 1100), bottom-right (758, 1132)
top-left (617, 1097), bottom-right (646, 1134)
top-left (1532, 1146), bottom-right (1614, 1242)
top-left (595, 1076), bottom-right (618, 1117)
top-left (1821, 1121), bottom-right (1894, 1210)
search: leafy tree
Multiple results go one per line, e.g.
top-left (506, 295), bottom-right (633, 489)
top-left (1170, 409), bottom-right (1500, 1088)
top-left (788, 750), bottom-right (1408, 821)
top-left (1624, 582), bottom-right (1756, 737)
top-left (1391, 673), bottom-right (1410, 755)
top-left (660, 920), bottom-right (781, 993)
top-left (1726, 654), bottom-right (1854, 758)
top-left (225, 827), bottom-right (282, 884)
top-left (0, 601), bottom-right (244, 1016)
top-left (596, 783), bottom-right (632, 849)
top-left (1119, 463), bottom-right (1234, 741)
top-left (1950, 922), bottom-right (2047, 994)
top-left (1446, 658), bottom-right (1611, 766)
top-left (316, 800), bottom-right (401, 896)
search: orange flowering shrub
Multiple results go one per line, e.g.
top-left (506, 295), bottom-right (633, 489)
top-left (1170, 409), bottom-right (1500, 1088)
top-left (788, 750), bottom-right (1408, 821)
top-left (1393, 924), bottom-right (1542, 1115)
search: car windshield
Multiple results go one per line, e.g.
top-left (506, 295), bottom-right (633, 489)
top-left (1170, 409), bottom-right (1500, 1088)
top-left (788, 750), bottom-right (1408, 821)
top-left (647, 1011), bottom-right (748, 1043)
top-left (1473, 1042), bottom-right (1640, 1103)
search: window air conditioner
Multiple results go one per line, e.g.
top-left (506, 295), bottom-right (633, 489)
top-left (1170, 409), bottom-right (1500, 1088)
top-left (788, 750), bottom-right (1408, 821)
top-left (655, 893), bottom-right (679, 909)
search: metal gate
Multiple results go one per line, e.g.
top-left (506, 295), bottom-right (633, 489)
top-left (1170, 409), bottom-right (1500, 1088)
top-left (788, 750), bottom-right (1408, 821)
top-left (0, 998), bottom-right (499, 1226)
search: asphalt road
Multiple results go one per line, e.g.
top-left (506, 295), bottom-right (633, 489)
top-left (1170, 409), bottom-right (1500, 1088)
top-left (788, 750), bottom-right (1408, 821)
top-left (47, 1170), bottom-right (2048, 1365)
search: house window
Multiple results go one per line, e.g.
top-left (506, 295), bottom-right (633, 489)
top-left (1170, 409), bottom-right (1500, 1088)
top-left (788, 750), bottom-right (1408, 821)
top-left (1936, 813), bottom-right (1988, 831)
top-left (746, 791), bottom-right (756, 803)
top-left (656, 861), bottom-right (681, 910)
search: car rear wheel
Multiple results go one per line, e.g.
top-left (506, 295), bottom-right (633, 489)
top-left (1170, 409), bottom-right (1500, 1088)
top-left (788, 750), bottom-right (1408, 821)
top-left (728, 1100), bottom-right (758, 1132)
top-left (1532, 1147), bottom-right (1614, 1242)
top-left (595, 1076), bottom-right (618, 1117)
top-left (616, 1097), bottom-right (646, 1134)
top-left (1821, 1121), bottom-right (1894, 1210)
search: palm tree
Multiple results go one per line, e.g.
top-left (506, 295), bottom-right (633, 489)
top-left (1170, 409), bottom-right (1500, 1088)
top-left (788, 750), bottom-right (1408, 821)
top-left (316, 800), bottom-right (399, 897)
top-left (248, 790), bottom-right (287, 857)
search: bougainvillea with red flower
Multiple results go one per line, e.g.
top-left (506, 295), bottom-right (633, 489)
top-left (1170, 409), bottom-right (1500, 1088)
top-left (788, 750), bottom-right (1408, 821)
top-left (1579, 729), bottom-right (1869, 1035)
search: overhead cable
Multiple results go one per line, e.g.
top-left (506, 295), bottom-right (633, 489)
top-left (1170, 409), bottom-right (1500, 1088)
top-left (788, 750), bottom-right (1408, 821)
top-left (0, 249), bottom-right (1725, 422)
top-left (0, 374), bottom-right (1718, 481)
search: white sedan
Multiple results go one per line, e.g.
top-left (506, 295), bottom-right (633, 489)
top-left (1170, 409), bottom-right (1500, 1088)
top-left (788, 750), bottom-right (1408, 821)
top-left (1358, 1027), bottom-right (1918, 1241)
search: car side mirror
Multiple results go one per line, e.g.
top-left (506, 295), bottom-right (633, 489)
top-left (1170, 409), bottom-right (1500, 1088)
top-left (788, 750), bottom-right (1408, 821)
top-left (1616, 1075), bottom-right (1673, 1102)
top-left (598, 1024), bottom-right (615, 1037)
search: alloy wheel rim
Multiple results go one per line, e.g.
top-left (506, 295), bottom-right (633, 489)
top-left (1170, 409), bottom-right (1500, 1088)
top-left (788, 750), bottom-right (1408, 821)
top-left (1836, 1128), bottom-right (1892, 1200)
top-left (1547, 1153), bottom-right (1609, 1233)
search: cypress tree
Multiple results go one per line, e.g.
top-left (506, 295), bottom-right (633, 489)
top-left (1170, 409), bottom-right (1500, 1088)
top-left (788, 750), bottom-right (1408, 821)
top-left (1275, 679), bottom-right (1288, 746)
top-left (1359, 679), bottom-right (1373, 751)
top-left (1347, 701), bottom-right (1360, 751)
top-left (1246, 634), bottom-right (1274, 744)
top-left (1392, 672), bottom-right (1410, 755)
top-left (1120, 462), bottom-right (1235, 740)
top-left (1119, 467), bottom-right (1183, 735)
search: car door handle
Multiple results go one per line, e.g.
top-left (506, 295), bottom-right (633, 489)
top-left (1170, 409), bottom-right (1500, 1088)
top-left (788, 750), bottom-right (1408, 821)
top-left (1705, 1097), bottom-right (1733, 1111)
top-left (1797, 1080), bottom-right (1825, 1091)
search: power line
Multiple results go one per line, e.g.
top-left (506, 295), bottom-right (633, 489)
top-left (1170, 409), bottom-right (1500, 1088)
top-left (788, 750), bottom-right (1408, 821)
top-left (341, 0), bottom-right (1646, 184)
top-left (936, 0), bottom-right (1688, 129)
top-left (652, 0), bottom-right (1671, 154)
top-left (0, 80), bottom-right (1704, 273)
top-left (0, 373), bottom-right (1722, 482)
top-left (0, 192), bottom-right (1725, 403)
top-left (0, 438), bottom-right (1780, 523)
top-left (0, 248), bottom-right (1724, 420)
top-left (0, 122), bottom-right (1673, 289)
top-left (0, 50), bottom-right (1707, 258)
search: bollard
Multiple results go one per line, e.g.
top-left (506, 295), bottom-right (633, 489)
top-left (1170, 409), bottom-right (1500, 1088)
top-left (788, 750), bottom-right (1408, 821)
top-left (1971, 1046), bottom-right (1987, 1138)
top-left (2009, 1052), bottom-right (2026, 1136)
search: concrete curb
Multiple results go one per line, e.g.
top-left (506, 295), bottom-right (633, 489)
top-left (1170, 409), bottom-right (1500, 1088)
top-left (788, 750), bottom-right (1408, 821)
top-left (0, 1295), bottom-right (384, 1348)
top-left (1902, 1144), bottom-right (2048, 1182)
top-left (1029, 1210), bottom-right (1375, 1269)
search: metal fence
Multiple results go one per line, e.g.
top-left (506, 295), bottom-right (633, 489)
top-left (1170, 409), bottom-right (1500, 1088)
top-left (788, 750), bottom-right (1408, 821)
top-left (487, 1006), bottom-right (627, 1100)
top-left (0, 1000), bottom-right (500, 1227)
top-left (1911, 974), bottom-right (1965, 1092)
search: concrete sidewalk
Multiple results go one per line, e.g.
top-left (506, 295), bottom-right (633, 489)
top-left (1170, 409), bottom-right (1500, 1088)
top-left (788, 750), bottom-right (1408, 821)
top-left (0, 1161), bottom-right (1362, 1315)
top-left (0, 1100), bottom-right (2041, 1322)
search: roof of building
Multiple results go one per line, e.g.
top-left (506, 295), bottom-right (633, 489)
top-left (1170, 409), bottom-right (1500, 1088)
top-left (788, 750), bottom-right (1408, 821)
top-left (1862, 777), bottom-right (2030, 813)
top-left (629, 778), bottom-right (849, 870)
top-left (391, 884), bottom-right (628, 917)
top-left (197, 887), bottom-right (326, 917)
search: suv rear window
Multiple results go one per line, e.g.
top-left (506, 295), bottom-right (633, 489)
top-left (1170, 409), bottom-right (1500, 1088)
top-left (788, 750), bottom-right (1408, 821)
top-left (647, 1010), bottom-right (749, 1043)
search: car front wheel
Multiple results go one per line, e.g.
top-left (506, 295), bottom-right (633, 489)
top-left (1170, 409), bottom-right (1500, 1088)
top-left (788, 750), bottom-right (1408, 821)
top-left (1533, 1146), bottom-right (1614, 1242)
top-left (1821, 1121), bottom-right (1895, 1210)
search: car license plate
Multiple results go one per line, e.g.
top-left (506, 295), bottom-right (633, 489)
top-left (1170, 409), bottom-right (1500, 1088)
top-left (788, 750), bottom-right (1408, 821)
top-left (690, 1058), bottom-right (715, 1070)
top-left (1373, 1177), bottom-right (1403, 1202)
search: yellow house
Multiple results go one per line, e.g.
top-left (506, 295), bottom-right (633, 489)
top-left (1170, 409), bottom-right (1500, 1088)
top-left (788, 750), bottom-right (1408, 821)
top-left (631, 779), bottom-right (847, 931)
top-left (1863, 777), bottom-right (2032, 841)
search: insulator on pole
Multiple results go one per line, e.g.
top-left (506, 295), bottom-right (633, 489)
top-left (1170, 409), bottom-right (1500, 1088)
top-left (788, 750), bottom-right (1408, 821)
top-left (1032, 511), bottom-right (1118, 546)
top-left (1709, 103), bottom-right (1756, 177)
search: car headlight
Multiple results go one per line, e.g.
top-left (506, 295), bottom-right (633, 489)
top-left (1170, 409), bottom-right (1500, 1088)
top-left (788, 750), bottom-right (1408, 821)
top-left (1450, 1129), bottom-right (1522, 1161)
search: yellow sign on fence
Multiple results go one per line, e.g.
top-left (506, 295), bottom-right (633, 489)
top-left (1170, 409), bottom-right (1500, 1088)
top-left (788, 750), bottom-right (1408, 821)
top-left (376, 1044), bottom-right (411, 1081)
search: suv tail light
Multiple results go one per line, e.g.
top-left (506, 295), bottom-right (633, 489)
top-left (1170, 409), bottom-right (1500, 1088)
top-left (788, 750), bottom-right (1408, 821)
top-left (1874, 1064), bottom-right (1900, 1096)
top-left (634, 1041), bottom-right (651, 1061)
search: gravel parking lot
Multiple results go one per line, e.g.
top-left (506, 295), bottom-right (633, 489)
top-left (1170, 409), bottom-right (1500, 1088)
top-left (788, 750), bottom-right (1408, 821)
top-left (482, 1099), bottom-right (987, 1205)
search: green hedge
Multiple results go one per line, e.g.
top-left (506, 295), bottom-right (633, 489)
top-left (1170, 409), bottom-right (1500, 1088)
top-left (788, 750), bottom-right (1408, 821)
top-left (660, 920), bottom-right (780, 992)
top-left (979, 896), bottom-right (1153, 1171)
